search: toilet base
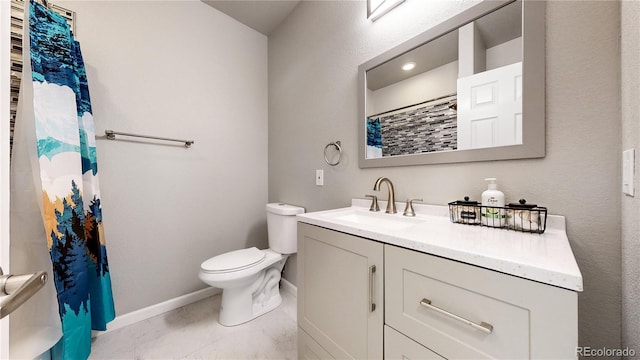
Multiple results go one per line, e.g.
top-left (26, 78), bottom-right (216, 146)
top-left (218, 257), bottom-right (287, 326)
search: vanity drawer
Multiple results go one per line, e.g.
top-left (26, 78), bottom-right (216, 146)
top-left (385, 245), bottom-right (530, 359)
top-left (384, 325), bottom-right (445, 360)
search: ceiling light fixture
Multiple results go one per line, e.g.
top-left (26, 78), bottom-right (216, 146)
top-left (367, 0), bottom-right (405, 22)
top-left (402, 62), bottom-right (416, 71)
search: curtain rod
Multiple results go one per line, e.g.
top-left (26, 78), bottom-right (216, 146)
top-left (105, 130), bottom-right (194, 148)
top-left (367, 92), bottom-right (457, 118)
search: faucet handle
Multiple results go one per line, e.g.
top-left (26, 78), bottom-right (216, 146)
top-left (403, 198), bottom-right (423, 217)
top-left (365, 195), bottom-right (380, 212)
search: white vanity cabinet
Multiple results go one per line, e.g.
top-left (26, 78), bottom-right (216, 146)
top-left (297, 223), bottom-right (384, 359)
top-left (385, 245), bottom-right (578, 359)
top-left (297, 221), bottom-right (579, 359)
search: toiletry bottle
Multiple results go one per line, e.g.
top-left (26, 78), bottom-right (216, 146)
top-left (481, 178), bottom-right (505, 227)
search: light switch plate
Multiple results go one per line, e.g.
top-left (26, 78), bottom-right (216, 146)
top-left (623, 148), bottom-right (635, 196)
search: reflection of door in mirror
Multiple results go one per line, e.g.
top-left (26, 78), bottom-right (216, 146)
top-left (364, 0), bottom-right (522, 159)
top-left (456, 5), bottom-right (523, 150)
top-left (457, 62), bottom-right (522, 150)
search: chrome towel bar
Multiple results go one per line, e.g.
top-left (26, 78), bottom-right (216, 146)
top-left (105, 130), bottom-right (194, 148)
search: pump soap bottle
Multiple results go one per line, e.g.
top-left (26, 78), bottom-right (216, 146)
top-left (481, 178), bottom-right (505, 227)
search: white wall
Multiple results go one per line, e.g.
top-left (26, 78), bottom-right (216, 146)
top-left (621, 0), bottom-right (640, 355)
top-left (57, 1), bottom-right (268, 315)
top-left (367, 61), bottom-right (457, 116)
top-left (486, 37), bottom-right (522, 71)
top-left (458, 22), bottom-right (485, 77)
top-left (269, 0), bottom-right (621, 352)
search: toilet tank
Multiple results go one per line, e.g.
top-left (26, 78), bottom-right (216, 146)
top-left (266, 203), bottom-right (305, 255)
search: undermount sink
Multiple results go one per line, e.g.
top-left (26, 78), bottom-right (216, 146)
top-left (318, 207), bottom-right (425, 231)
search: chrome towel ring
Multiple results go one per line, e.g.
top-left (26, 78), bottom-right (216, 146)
top-left (324, 141), bottom-right (342, 166)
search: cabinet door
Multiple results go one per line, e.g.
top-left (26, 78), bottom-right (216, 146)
top-left (297, 223), bottom-right (384, 359)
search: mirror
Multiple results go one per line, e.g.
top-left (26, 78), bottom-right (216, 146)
top-left (358, 0), bottom-right (545, 168)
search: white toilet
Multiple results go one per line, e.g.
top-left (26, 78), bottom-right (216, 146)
top-left (198, 203), bottom-right (305, 326)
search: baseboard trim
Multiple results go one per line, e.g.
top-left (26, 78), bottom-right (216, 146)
top-left (281, 278), bottom-right (297, 297)
top-left (92, 287), bottom-right (220, 338)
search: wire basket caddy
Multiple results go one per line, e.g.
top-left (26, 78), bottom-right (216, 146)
top-left (448, 200), bottom-right (548, 234)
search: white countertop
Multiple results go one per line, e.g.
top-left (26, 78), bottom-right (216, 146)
top-left (297, 199), bottom-right (583, 292)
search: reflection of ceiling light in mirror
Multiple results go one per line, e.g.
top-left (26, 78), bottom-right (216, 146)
top-left (402, 62), bottom-right (416, 71)
top-left (367, 0), bottom-right (405, 21)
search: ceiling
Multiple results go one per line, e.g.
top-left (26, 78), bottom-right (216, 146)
top-left (202, 0), bottom-right (302, 36)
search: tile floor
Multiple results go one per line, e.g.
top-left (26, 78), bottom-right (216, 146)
top-left (89, 290), bottom-right (297, 360)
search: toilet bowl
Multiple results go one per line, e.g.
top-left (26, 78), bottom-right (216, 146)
top-left (198, 203), bottom-right (304, 326)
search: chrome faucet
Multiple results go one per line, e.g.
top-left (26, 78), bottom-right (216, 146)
top-left (373, 177), bottom-right (396, 214)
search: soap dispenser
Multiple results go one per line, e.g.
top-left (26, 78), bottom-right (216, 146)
top-left (481, 178), bottom-right (505, 227)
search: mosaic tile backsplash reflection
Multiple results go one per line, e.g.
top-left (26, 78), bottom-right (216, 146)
top-left (367, 96), bottom-right (458, 158)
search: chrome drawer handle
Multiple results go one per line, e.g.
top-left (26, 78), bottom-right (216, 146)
top-left (420, 298), bottom-right (493, 334)
top-left (369, 265), bottom-right (376, 312)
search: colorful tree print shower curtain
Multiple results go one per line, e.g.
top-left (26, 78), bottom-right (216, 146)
top-left (24, 1), bottom-right (115, 358)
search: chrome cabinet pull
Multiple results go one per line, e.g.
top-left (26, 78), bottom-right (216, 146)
top-left (420, 298), bottom-right (493, 334)
top-left (369, 265), bottom-right (376, 312)
top-left (0, 267), bottom-right (48, 319)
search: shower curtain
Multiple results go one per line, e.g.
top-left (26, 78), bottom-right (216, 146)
top-left (11, 1), bottom-right (115, 358)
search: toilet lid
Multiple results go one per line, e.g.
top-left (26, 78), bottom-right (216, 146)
top-left (201, 247), bottom-right (266, 273)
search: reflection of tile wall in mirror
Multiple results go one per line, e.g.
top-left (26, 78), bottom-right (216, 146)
top-left (367, 96), bottom-right (457, 158)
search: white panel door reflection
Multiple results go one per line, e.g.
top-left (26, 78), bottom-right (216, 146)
top-left (457, 62), bottom-right (523, 150)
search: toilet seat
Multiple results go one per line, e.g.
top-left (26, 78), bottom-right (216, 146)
top-left (201, 247), bottom-right (266, 274)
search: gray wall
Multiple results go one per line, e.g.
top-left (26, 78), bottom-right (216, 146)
top-left (59, 1), bottom-right (269, 315)
top-left (269, 0), bottom-right (621, 353)
top-left (621, 0), bottom-right (640, 356)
